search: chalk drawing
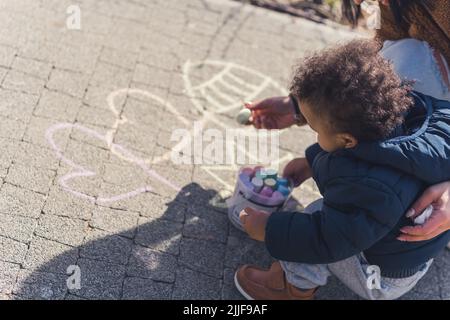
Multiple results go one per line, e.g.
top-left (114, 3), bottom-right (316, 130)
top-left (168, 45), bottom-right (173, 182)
top-left (45, 60), bottom-right (322, 201)
top-left (46, 123), bottom-right (180, 203)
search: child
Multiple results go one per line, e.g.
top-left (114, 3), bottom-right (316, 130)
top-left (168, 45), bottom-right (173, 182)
top-left (235, 39), bottom-right (450, 300)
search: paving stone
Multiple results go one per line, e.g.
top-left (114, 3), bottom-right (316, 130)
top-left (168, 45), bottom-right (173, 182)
top-left (172, 266), bottom-right (222, 300)
top-left (23, 237), bottom-right (78, 274)
top-left (83, 84), bottom-right (126, 110)
top-left (0, 117), bottom-right (26, 140)
top-left (221, 268), bottom-right (244, 300)
top-left (133, 63), bottom-right (172, 88)
top-left (80, 228), bottom-right (133, 265)
top-left (127, 244), bottom-right (177, 283)
top-left (23, 116), bottom-right (72, 149)
top-left (122, 277), bottom-right (173, 300)
top-left (90, 206), bottom-right (139, 238)
top-left (47, 68), bottom-right (89, 98)
top-left (13, 269), bottom-right (67, 300)
top-left (11, 56), bottom-right (52, 79)
top-left (0, 89), bottom-right (38, 123)
top-left (2, 70), bottom-right (45, 95)
top-left (14, 141), bottom-right (60, 170)
top-left (224, 234), bottom-right (273, 270)
top-left (135, 217), bottom-right (183, 255)
top-left (0, 213), bottom-right (37, 243)
top-left (0, 183), bottom-right (46, 218)
top-left (0, 45), bottom-right (16, 67)
top-left (0, 236), bottom-right (28, 264)
top-left (0, 261), bottom-right (20, 294)
top-left (183, 210), bottom-right (228, 243)
top-left (89, 62), bottom-right (133, 89)
top-left (5, 163), bottom-right (55, 194)
top-left (76, 104), bottom-right (118, 128)
top-left (100, 47), bottom-right (138, 70)
top-left (33, 89), bottom-right (81, 122)
top-left (43, 185), bottom-right (94, 220)
top-left (68, 258), bottom-right (126, 299)
top-left (35, 215), bottom-right (87, 247)
top-left (178, 237), bottom-right (226, 278)
top-left (138, 196), bottom-right (185, 222)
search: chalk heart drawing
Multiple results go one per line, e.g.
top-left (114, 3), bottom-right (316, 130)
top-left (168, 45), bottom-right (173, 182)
top-left (46, 60), bottom-right (293, 203)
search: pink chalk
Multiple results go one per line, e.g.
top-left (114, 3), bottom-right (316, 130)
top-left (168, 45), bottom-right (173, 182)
top-left (260, 186), bottom-right (273, 197)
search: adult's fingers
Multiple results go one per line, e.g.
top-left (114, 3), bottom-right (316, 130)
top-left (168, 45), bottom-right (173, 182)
top-left (400, 210), bottom-right (447, 236)
top-left (406, 185), bottom-right (444, 219)
top-left (397, 226), bottom-right (446, 242)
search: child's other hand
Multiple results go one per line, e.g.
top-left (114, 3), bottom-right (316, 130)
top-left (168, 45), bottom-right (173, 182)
top-left (239, 207), bottom-right (271, 242)
top-left (283, 157), bottom-right (313, 187)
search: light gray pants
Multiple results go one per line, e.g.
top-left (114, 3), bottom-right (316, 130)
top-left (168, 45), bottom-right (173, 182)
top-left (280, 199), bottom-right (433, 300)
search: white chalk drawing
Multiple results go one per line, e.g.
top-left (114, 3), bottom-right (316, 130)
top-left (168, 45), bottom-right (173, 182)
top-left (46, 60), bottom-right (320, 201)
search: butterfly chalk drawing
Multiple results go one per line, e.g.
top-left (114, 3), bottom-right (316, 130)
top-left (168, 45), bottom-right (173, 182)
top-left (46, 60), bottom-right (302, 203)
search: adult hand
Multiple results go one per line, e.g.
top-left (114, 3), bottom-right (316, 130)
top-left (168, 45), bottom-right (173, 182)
top-left (282, 157), bottom-right (313, 187)
top-left (239, 207), bottom-right (271, 242)
top-left (353, 0), bottom-right (389, 5)
top-left (398, 181), bottom-right (450, 242)
top-left (246, 96), bottom-right (301, 130)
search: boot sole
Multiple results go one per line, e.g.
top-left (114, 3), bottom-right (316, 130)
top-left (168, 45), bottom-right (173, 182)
top-left (234, 271), bottom-right (255, 300)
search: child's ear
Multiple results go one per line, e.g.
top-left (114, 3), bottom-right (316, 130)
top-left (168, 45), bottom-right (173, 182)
top-left (339, 133), bottom-right (358, 149)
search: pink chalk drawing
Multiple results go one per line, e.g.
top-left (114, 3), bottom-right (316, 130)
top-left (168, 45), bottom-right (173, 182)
top-left (46, 60), bottom-right (312, 201)
top-left (46, 123), bottom-right (180, 203)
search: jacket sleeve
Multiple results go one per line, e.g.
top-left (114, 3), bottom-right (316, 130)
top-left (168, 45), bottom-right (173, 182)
top-left (265, 177), bottom-right (406, 264)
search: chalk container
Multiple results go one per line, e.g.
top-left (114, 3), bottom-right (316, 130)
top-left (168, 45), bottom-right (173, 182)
top-left (226, 167), bottom-right (292, 231)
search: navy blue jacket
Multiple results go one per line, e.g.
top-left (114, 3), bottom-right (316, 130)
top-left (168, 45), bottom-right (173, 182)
top-left (265, 92), bottom-right (450, 278)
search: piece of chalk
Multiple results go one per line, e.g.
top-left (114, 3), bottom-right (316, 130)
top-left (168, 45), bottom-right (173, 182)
top-left (241, 167), bottom-right (255, 178)
top-left (236, 108), bottom-right (251, 125)
top-left (260, 186), bottom-right (273, 197)
top-left (255, 169), bottom-right (267, 180)
top-left (277, 185), bottom-right (290, 197)
top-left (271, 191), bottom-right (285, 201)
top-left (277, 178), bottom-right (289, 187)
top-left (264, 178), bottom-right (277, 189)
top-left (251, 177), bottom-right (264, 192)
top-left (239, 173), bottom-right (250, 183)
top-left (414, 205), bottom-right (433, 225)
top-left (264, 168), bottom-right (278, 180)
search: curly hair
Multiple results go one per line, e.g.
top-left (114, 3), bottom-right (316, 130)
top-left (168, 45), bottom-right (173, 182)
top-left (290, 39), bottom-right (413, 142)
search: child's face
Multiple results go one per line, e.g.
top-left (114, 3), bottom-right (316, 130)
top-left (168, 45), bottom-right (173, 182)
top-left (299, 101), bottom-right (358, 152)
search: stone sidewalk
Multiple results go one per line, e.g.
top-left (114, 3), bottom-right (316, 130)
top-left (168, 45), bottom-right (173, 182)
top-left (0, 0), bottom-right (448, 300)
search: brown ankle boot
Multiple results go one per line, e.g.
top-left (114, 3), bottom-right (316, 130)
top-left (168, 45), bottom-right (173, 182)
top-left (234, 261), bottom-right (318, 300)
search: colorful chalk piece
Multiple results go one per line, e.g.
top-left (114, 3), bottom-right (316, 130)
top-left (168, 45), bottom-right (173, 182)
top-left (264, 178), bottom-right (277, 189)
top-left (260, 186), bottom-right (273, 197)
top-left (251, 177), bottom-right (264, 193)
top-left (239, 173), bottom-right (250, 183)
top-left (255, 170), bottom-right (267, 180)
top-left (241, 167), bottom-right (255, 178)
top-left (272, 191), bottom-right (285, 202)
top-left (277, 185), bottom-right (290, 197)
top-left (236, 108), bottom-right (252, 125)
top-left (264, 168), bottom-right (278, 179)
top-left (277, 178), bottom-right (289, 187)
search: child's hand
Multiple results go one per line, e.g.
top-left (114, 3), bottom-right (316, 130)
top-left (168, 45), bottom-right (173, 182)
top-left (239, 207), bottom-right (271, 242)
top-left (283, 157), bottom-right (313, 187)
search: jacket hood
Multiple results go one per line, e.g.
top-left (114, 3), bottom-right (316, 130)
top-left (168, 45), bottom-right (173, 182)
top-left (341, 92), bottom-right (450, 184)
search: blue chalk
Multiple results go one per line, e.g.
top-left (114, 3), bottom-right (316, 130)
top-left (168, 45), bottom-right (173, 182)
top-left (277, 178), bottom-right (289, 187)
top-left (277, 185), bottom-right (290, 197)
